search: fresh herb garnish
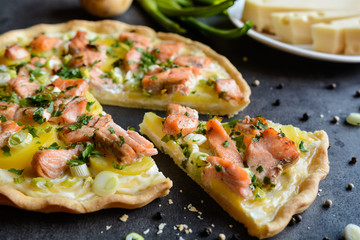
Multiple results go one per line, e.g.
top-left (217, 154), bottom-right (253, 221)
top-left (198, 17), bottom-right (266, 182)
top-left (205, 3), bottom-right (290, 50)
top-left (109, 127), bottom-right (115, 134)
top-left (112, 161), bottom-right (130, 170)
top-left (8, 168), bottom-right (24, 175)
top-left (67, 143), bottom-right (102, 167)
top-left (23, 125), bottom-right (42, 138)
top-left (86, 101), bottom-right (95, 112)
top-left (299, 141), bottom-right (308, 152)
top-left (222, 140), bottom-right (229, 147)
top-left (32, 107), bottom-right (46, 124)
top-left (256, 165), bottom-right (264, 173)
top-left (278, 129), bottom-right (285, 137)
top-left (58, 67), bottom-right (82, 79)
top-left (263, 177), bottom-right (271, 185)
top-left (218, 91), bottom-right (228, 98)
top-left (118, 136), bottom-right (125, 147)
top-left (0, 115), bottom-right (7, 123)
top-left (215, 165), bottom-right (222, 172)
top-left (2, 146), bottom-right (11, 157)
top-left (69, 114), bottom-right (93, 130)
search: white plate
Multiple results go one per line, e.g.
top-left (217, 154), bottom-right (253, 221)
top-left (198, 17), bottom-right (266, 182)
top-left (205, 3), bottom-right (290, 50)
top-left (228, 0), bottom-right (360, 63)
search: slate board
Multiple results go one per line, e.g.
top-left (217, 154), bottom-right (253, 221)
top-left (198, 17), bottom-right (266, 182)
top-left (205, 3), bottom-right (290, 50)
top-left (0, 1), bottom-right (359, 239)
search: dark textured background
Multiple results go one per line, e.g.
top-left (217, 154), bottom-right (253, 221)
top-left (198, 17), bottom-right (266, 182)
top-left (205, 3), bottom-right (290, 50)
top-left (0, 1), bottom-right (359, 239)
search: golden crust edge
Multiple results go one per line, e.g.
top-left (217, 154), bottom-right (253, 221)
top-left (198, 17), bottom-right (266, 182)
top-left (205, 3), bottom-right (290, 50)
top-left (0, 178), bottom-right (172, 213)
top-left (140, 116), bottom-right (330, 239)
top-left (0, 20), bottom-right (250, 117)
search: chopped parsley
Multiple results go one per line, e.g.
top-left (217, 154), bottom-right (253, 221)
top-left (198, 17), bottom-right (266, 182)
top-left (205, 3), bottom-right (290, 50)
top-left (232, 135), bottom-right (246, 150)
top-left (0, 115), bottom-right (7, 122)
top-left (214, 165), bottom-right (223, 172)
top-left (2, 146), bottom-right (11, 157)
top-left (118, 136), bottom-right (125, 147)
top-left (222, 140), bottom-right (229, 147)
top-left (86, 101), bottom-right (95, 112)
top-left (299, 141), bottom-right (308, 152)
top-left (106, 46), bottom-right (119, 58)
top-left (69, 114), bottom-right (93, 130)
top-left (23, 125), bottom-right (42, 138)
top-left (263, 176), bottom-right (271, 185)
top-left (109, 127), bottom-right (115, 134)
top-left (46, 142), bottom-right (61, 150)
top-left (8, 168), bottom-right (24, 175)
top-left (256, 165), bottom-right (264, 173)
top-left (136, 47), bottom-right (157, 73)
top-left (112, 161), bottom-right (130, 170)
top-left (218, 91), bottom-right (228, 98)
top-left (58, 67), bottom-right (82, 79)
top-left (278, 129), bottom-right (285, 137)
top-left (32, 107), bottom-right (46, 124)
top-left (67, 143), bottom-right (102, 167)
top-left (90, 59), bottom-right (101, 68)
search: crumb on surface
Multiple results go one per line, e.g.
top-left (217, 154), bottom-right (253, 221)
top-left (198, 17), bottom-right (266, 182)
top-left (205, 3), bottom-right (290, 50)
top-left (119, 214), bottom-right (129, 222)
top-left (252, 79), bottom-right (260, 86)
top-left (169, 199), bottom-right (173, 204)
top-left (157, 223), bottom-right (166, 235)
top-left (106, 225), bottom-right (112, 230)
top-left (143, 229), bottom-right (150, 235)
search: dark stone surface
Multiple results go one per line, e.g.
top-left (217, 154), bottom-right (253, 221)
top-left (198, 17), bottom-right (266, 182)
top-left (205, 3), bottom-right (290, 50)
top-left (0, 1), bottom-right (359, 239)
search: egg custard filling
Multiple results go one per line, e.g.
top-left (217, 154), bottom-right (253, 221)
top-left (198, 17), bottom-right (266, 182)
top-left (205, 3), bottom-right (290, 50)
top-left (140, 105), bottom-right (329, 239)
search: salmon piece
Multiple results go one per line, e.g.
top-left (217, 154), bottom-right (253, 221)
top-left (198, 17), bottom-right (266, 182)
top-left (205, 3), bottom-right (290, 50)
top-left (245, 128), bottom-right (300, 184)
top-left (15, 107), bottom-right (51, 124)
top-left (0, 102), bottom-right (19, 120)
top-left (69, 46), bottom-right (106, 68)
top-left (119, 32), bottom-right (151, 48)
top-left (173, 55), bottom-right (212, 75)
top-left (69, 31), bottom-right (89, 54)
top-left (127, 130), bottom-right (154, 149)
top-left (29, 56), bottom-right (47, 66)
top-left (106, 122), bottom-right (158, 157)
top-left (152, 42), bottom-right (183, 62)
top-left (30, 34), bottom-right (60, 52)
top-left (206, 118), bottom-right (243, 166)
top-left (89, 68), bottom-right (118, 90)
top-left (234, 116), bottom-right (268, 136)
top-left (0, 121), bottom-right (23, 148)
top-left (162, 113), bottom-right (199, 137)
top-left (31, 147), bottom-right (81, 179)
top-left (60, 114), bottom-right (113, 144)
top-left (142, 67), bottom-right (193, 95)
top-left (5, 44), bottom-right (30, 60)
top-left (215, 79), bottom-right (243, 102)
top-left (49, 97), bottom-right (87, 124)
top-left (124, 44), bottom-right (146, 72)
top-left (51, 78), bottom-right (89, 97)
top-left (167, 103), bottom-right (198, 119)
top-left (8, 76), bottom-right (40, 98)
top-left (203, 156), bottom-right (252, 199)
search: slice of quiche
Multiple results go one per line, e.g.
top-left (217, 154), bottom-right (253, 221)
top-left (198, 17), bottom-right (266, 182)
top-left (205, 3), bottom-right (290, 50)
top-left (0, 40), bottom-right (171, 212)
top-left (0, 20), bottom-right (250, 117)
top-left (139, 104), bottom-right (329, 239)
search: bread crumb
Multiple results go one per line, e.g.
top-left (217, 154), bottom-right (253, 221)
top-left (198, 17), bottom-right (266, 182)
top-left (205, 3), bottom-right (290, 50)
top-left (169, 199), bottom-right (173, 204)
top-left (229, 224), bottom-right (233, 228)
top-left (201, 200), bottom-right (204, 204)
top-left (157, 223), bottom-right (166, 234)
top-left (218, 233), bottom-right (226, 240)
top-left (252, 80), bottom-right (260, 86)
top-left (119, 214), bottom-right (129, 222)
top-left (143, 229), bottom-right (150, 235)
top-left (159, 204), bottom-right (162, 207)
top-left (179, 189), bottom-right (183, 193)
top-left (106, 225), bottom-right (112, 230)
top-left (243, 56), bottom-right (248, 62)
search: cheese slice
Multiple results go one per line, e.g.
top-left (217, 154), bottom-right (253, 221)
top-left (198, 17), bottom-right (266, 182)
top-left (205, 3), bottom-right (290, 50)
top-left (242, 0), bottom-right (360, 33)
top-left (272, 10), bottom-right (360, 44)
top-left (312, 17), bottom-right (360, 54)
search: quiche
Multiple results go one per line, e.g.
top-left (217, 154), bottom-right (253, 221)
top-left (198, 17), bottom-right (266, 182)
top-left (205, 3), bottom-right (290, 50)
top-left (0, 22), bottom-right (177, 213)
top-left (139, 104), bottom-right (329, 239)
top-left (0, 20), bottom-right (250, 117)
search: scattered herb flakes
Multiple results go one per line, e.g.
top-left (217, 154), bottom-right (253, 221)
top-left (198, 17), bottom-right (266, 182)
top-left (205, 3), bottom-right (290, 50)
top-left (8, 168), bottom-right (24, 175)
top-left (109, 126), bottom-right (115, 134)
top-left (222, 140), bottom-right (229, 147)
top-left (112, 161), bottom-right (130, 170)
top-left (215, 165), bottom-right (222, 172)
top-left (2, 146), bottom-right (11, 157)
top-left (69, 114), bottom-right (93, 130)
top-left (0, 115), bottom-right (7, 122)
top-left (119, 136), bottom-right (125, 147)
top-left (299, 141), bottom-right (308, 152)
top-left (86, 101), bottom-right (95, 112)
top-left (263, 176), bottom-right (271, 185)
top-left (218, 91), bottom-right (228, 98)
top-left (256, 165), bottom-right (264, 173)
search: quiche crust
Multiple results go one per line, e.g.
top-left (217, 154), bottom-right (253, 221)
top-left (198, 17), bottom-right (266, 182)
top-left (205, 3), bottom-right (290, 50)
top-left (140, 113), bottom-right (329, 239)
top-left (0, 20), bottom-right (251, 117)
top-left (0, 177), bottom-right (172, 213)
